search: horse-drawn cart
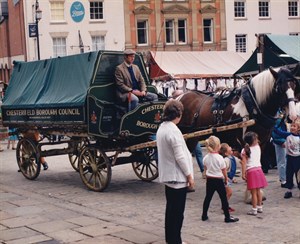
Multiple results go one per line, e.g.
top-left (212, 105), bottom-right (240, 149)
top-left (1, 51), bottom-right (169, 191)
top-left (1, 50), bottom-right (263, 192)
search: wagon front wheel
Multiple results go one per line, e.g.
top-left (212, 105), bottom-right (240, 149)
top-left (78, 147), bottom-right (111, 192)
top-left (132, 147), bottom-right (158, 182)
top-left (16, 138), bottom-right (41, 180)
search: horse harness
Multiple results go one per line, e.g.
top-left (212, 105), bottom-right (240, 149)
top-left (241, 81), bottom-right (276, 128)
top-left (211, 88), bottom-right (239, 124)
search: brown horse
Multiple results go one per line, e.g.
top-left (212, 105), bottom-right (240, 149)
top-left (178, 67), bottom-right (299, 171)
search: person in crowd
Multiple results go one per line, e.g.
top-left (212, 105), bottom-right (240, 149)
top-left (201, 135), bottom-right (239, 223)
top-left (7, 127), bottom-right (17, 150)
top-left (274, 118), bottom-right (300, 199)
top-left (22, 131), bottom-right (48, 170)
top-left (115, 49), bottom-right (158, 110)
top-left (0, 121), bottom-right (8, 152)
top-left (271, 112), bottom-right (288, 187)
top-left (219, 143), bottom-right (240, 212)
top-left (241, 132), bottom-right (268, 216)
top-left (194, 141), bottom-right (205, 178)
top-left (157, 99), bottom-right (194, 244)
top-left (171, 89), bottom-right (205, 180)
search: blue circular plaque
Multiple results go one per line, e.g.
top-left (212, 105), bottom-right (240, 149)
top-left (70, 1), bottom-right (85, 23)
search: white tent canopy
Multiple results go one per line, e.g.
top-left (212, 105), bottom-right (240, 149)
top-left (149, 51), bottom-right (251, 80)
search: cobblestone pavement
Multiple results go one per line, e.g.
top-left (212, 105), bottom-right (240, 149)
top-left (0, 141), bottom-right (299, 244)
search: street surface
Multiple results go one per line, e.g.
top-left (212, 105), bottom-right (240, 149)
top-left (0, 141), bottom-right (299, 244)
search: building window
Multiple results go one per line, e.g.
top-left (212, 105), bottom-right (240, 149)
top-left (178, 19), bottom-right (187, 44)
top-left (288, 1), bottom-right (299, 17)
top-left (203, 19), bottom-right (213, 43)
top-left (53, 37), bottom-right (67, 57)
top-left (50, 1), bottom-right (65, 21)
top-left (234, 1), bottom-right (246, 18)
top-left (92, 36), bottom-right (105, 50)
top-left (137, 20), bottom-right (148, 45)
top-left (165, 20), bottom-right (175, 44)
top-left (259, 1), bottom-right (270, 18)
top-left (235, 34), bottom-right (247, 52)
top-left (90, 1), bottom-right (103, 20)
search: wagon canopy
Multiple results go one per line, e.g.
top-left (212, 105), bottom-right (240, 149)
top-left (149, 51), bottom-right (250, 80)
top-left (4, 52), bottom-right (99, 109)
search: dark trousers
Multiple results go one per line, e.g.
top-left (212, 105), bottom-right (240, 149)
top-left (165, 185), bottom-right (187, 244)
top-left (202, 178), bottom-right (230, 219)
top-left (286, 155), bottom-right (300, 190)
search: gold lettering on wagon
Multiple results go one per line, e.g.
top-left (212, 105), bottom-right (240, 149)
top-left (5, 108), bottom-right (81, 117)
top-left (136, 120), bottom-right (158, 129)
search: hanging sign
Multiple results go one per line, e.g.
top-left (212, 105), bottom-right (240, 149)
top-left (28, 23), bottom-right (37, 38)
top-left (70, 1), bottom-right (85, 23)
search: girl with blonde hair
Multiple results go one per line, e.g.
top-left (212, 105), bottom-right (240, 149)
top-left (202, 135), bottom-right (239, 223)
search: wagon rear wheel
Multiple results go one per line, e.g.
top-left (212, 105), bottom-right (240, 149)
top-left (68, 138), bottom-right (88, 172)
top-left (132, 147), bottom-right (158, 182)
top-left (78, 147), bottom-right (111, 192)
top-left (16, 138), bottom-right (41, 180)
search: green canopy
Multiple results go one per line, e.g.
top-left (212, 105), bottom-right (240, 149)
top-left (235, 34), bottom-right (300, 76)
top-left (3, 51), bottom-right (99, 109)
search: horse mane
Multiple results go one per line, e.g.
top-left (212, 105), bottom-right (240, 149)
top-left (251, 68), bottom-right (280, 105)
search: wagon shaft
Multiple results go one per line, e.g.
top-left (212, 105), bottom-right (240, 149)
top-left (126, 119), bottom-right (256, 151)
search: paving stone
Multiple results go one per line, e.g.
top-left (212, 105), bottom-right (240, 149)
top-left (0, 193), bottom-right (24, 202)
top-left (46, 229), bottom-right (87, 243)
top-left (0, 201), bottom-right (19, 211)
top-left (75, 235), bottom-right (132, 244)
top-left (1, 215), bottom-right (49, 228)
top-left (0, 224), bottom-right (8, 231)
top-left (6, 234), bottom-right (52, 244)
top-left (0, 210), bottom-right (16, 220)
top-left (112, 229), bottom-right (161, 244)
top-left (0, 226), bottom-right (40, 241)
top-left (66, 216), bottom-right (106, 226)
top-left (29, 220), bottom-right (80, 234)
top-left (75, 224), bottom-right (131, 237)
top-left (5, 205), bottom-right (44, 217)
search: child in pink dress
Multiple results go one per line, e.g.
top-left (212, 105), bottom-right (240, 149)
top-left (241, 132), bottom-right (268, 216)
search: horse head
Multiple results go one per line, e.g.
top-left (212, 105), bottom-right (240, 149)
top-left (269, 66), bottom-right (299, 121)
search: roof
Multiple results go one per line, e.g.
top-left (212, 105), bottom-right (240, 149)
top-left (235, 34), bottom-right (300, 76)
top-left (149, 51), bottom-right (251, 80)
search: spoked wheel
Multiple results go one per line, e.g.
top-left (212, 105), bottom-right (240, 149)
top-left (16, 138), bottom-right (41, 180)
top-left (78, 147), bottom-right (112, 192)
top-left (68, 138), bottom-right (88, 172)
top-left (132, 147), bottom-right (158, 181)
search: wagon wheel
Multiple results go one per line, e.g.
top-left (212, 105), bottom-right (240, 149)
top-left (68, 138), bottom-right (88, 172)
top-left (16, 138), bottom-right (41, 180)
top-left (78, 147), bottom-right (112, 192)
top-left (132, 147), bottom-right (158, 182)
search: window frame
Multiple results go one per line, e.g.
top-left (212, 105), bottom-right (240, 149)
top-left (91, 35), bottom-right (105, 51)
top-left (52, 37), bottom-right (67, 57)
top-left (288, 0), bottom-right (299, 17)
top-left (50, 1), bottom-right (65, 22)
top-left (258, 0), bottom-right (270, 19)
top-left (165, 19), bottom-right (175, 44)
top-left (90, 0), bottom-right (104, 21)
top-left (234, 0), bottom-right (246, 18)
top-left (203, 18), bottom-right (214, 43)
top-left (235, 34), bottom-right (247, 53)
top-left (177, 19), bottom-right (187, 44)
top-left (137, 20), bottom-right (149, 46)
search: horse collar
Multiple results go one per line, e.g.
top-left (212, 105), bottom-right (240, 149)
top-left (241, 83), bottom-right (276, 128)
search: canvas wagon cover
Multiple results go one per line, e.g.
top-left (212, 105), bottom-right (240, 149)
top-left (2, 51), bottom-right (99, 125)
